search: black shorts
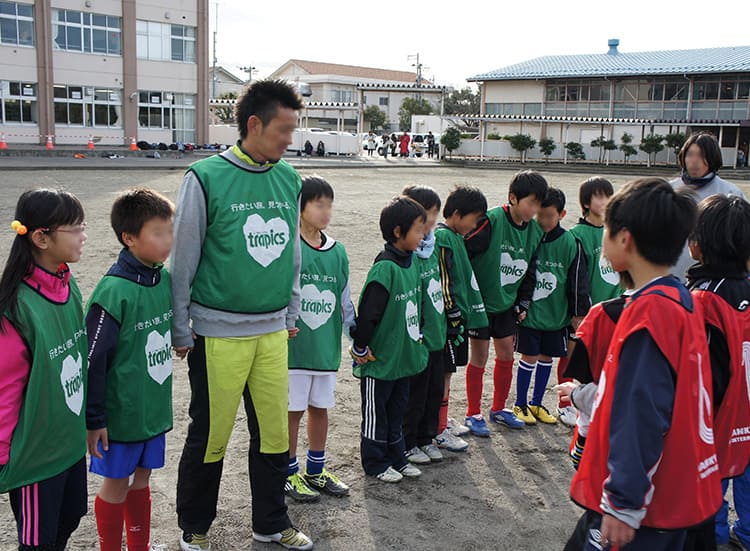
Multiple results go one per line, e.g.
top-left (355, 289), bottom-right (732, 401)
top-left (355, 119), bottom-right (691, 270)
top-left (515, 326), bottom-right (569, 358)
top-left (443, 337), bottom-right (468, 373)
top-left (9, 456), bottom-right (87, 547)
top-left (467, 309), bottom-right (518, 340)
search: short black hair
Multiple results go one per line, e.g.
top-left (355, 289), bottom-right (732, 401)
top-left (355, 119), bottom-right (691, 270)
top-left (111, 188), bottom-right (174, 247)
top-left (235, 79), bottom-right (304, 139)
top-left (401, 185), bottom-right (441, 211)
top-left (301, 175), bottom-right (334, 211)
top-left (509, 170), bottom-right (548, 202)
top-left (691, 194), bottom-right (750, 271)
top-left (541, 187), bottom-right (566, 213)
top-left (677, 132), bottom-right (723, 174)
top-left (443, 186), bottom-right (488, 218)
top-left (579, 177), bottom-right (614, 215)
top-left (380, 196), bottom-right (426, 243)
top-left (605, 177), bottom-right (697, 267)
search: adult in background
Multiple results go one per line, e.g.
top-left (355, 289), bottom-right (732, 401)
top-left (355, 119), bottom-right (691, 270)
top-left (669, 131), bottom-right (745, 282)
top-left (171, 79), bottom-right (313, 551)
top-left (381, 132), bottom-right (390, 158)
top-left (366, 131), bottom-right (376, 157)
top-left (427, 131), bottom-right (436, 159)
top-left (399, 131), bottom-right (410, 158)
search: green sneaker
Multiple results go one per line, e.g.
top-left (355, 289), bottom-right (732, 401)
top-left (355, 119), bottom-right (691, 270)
top-left (304, 468), bottom-right (350, 496)
top-left (253, 526), bottom-right (314, 550)
top-left (284, 472), bottom-right (320, 503)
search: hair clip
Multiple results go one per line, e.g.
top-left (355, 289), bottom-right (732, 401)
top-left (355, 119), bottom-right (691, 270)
top-left (10, 220), bottom-right (27, 235)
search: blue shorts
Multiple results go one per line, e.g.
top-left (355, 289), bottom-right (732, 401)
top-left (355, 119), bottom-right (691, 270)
top-left (515, 326), bottom-right (569, 358)
top-left (89, 433), bottom-right (166, 479)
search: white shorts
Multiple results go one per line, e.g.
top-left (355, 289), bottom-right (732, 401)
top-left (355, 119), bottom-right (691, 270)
top-left (288, 371), bottom-right (337, 411)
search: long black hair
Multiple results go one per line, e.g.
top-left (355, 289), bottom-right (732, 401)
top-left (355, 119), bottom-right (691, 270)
top-left (0, 189), bottom-right (84, 321)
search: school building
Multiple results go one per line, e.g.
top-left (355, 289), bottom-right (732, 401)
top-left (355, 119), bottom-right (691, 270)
top-left (0, 0), bottom-right (210, 146)
top-left (466, 40), bottom-right (750, 166)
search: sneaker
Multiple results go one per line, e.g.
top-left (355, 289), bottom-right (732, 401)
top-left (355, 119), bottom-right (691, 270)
top-left (376, 466), bottom-right (403, 483)
top-left (405, 446), bottom-right (431, 464)
top-left (180, 533), bottom-right (210, 551)
top-left (557, 405), bottom-right (577, 427)
top-left (284, 472), bottom-right (320, 503)
top-left (252, 526), bottom-right (313, 550)
top-left (464, 414), bottom-right (491, 437)
top-left (398, 463), bottom-right (422, 477)
top-left (529, 404), bottom-right (558, 424)
top-left (490, 407), bottom-right (526, 429)
top-left (419, 444), bottom-right (443, 462)
top-left (447, 417), bottom-right (470, 436)
top-left (304, 468), bottom-right (350, 497)
top-left (730, 526), bottom-right (749, 550)
top-left (435, 428), bottom-right (469, 452)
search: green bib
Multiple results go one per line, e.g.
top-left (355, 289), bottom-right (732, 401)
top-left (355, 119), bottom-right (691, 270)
top-left (569, 222), bottom-right (623, 304)
top-left (0, 277), bottom-right (87, 492)
top-left (434, 226), bottom-right (488, 329)
top-left (523, 230), bottom-right (578, 331)
top-left (189, 154), bottom-right (301, 314)
top-left (288, 238), bottom-right (349, 371)
top-left (471, 206), bottom-right (544, 314)
top-left (354, 258), bottom-right (427, 380)
top-left (87, 271), bottom-right (173, 441)
top-left (417, 248), bottom-right (447, 352)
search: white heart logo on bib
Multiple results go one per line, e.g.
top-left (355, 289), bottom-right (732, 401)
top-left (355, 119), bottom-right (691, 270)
top-left (532, 271), bottom-right (557, 300)
top-left (470, 272), bottom-right (480, 291)
top-left (299, 284), bottom-right (337, 330)
top-left (405, 300), bottom-right (421, 342)
top-left (60, 352), bottom-right (84, 416)
top-left (599, 255), bottom-right (621, 286)
top-left (243, 214), bottom-right (290, 268)
top-left (500, 252), bottom-right (528, 286)
top-left (427, 277), bottom-right (444, 314)
top-left (145, 329), bottom-right (173, 385)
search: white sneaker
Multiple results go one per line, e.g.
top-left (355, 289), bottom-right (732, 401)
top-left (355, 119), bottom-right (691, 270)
top-left (557, 405), bottom-right (577, 428)
top-left (252, 526), bottom-right (313, 550)
top-left (376, 466), bottom-right (403, 483)
top-left (447, 417), bottom-right (470, 436)
top-left (434, 428), bottom-right (469, 452)
top-left (405, 446), bottom-right (431, 464)
top-left (399, 463), bottom-right (422, 477)
top-left (180, 533), bottom-right (210, 551)
top-left (420, 444), bottom-right (443, 462)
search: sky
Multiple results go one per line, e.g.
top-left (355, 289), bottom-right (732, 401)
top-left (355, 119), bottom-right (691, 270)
top-left (211, 0), bottom-right (749, 90)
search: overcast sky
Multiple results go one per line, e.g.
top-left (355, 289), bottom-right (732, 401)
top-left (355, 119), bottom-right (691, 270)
top-left (211, 0), bottom-right (748, 89)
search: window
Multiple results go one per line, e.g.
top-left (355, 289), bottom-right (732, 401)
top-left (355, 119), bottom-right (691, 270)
top-left (693, 80), bottom-right (719, 100)
top-left (136, 21), bottom-right (195, 62)
top-left (1, 81), bottom-right (37, 123)
top-left (379, 97), bottom-right (388, 106)
top-left (331, 89), bottom-right (353, 103)
top-left (52, 9), bottom-right (120, 55)
top-left (53, 84), bottom-right (121, 126)
top-left (138, 90), bottom-right (196, 142)
top-left (0, 1), bottom-right (33, 46)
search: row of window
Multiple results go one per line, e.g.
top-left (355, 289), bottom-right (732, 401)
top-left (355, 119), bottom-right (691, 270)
top-left (0, 1), bottom-right (33, 46)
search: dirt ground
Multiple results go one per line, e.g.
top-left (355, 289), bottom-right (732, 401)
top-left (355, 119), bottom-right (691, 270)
top-left (1, 165), bottom-right (748, 551)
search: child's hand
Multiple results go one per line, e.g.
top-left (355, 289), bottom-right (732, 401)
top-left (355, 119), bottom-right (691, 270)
top-left (349, 345), bottom-right (375, 365)
top-left (174, 346), bottom-right (192, 360)
top-left (288, 327), bottom-right (300, 339)
top-left (570, 316), bottom-right (584, 330)
top-left (600, 514), bottom-right (635, 548)
top-left (554, 382), bottom-right (579, 402)
top-left (87, 428), bottom-right (109, 459)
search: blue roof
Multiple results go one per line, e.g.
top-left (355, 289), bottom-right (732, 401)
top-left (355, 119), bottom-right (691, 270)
top-left (469, 45), bottom-right (750, 81)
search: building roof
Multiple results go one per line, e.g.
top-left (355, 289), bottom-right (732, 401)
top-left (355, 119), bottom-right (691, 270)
top-left (209, 66), bottom-right (246, 84)
top-left (278, 59), bottom-right (419, 83)
top-left (469, 43), bottom-right (750, 81)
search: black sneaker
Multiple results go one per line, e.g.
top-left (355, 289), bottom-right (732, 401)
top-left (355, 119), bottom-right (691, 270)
top-left (304, 468), bottom-right (350, 496)
top-left (285, 472), bottom-right (320, 503)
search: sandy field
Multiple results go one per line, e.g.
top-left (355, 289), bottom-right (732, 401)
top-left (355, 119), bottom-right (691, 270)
top-left (1, 164), bottom-right (748, 551)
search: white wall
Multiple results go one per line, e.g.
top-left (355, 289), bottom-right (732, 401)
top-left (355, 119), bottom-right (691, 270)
top-left (484, 81), bottom-right (544, 103)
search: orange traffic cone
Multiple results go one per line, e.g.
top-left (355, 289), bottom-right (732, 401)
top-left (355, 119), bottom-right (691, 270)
top-left (129, 137), bottom-right (138, 151)
top-left (45, 135), bottom-right (54, 150)
top-left (87, 135), bottom-right (95, 150)
top-left (0, 133), bottom-right (7, 150)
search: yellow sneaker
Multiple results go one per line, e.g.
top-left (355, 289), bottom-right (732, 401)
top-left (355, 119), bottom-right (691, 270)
top-left (529, 404), bottom-right (558, 424)
top-left (512, 405), bottom-right (537, 425)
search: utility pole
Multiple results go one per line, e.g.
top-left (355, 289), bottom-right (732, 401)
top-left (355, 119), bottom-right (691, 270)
top-left (240, 65), bottom-right (257, 85)
top-left (408, 53), bottom-right (423, 101)
top-left (211, 3), bottom-right (218, 98)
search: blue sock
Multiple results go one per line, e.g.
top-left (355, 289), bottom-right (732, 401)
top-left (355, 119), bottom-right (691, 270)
top-left (306, 449), bottom-right (325, 476)
top-left (531, 360), bottom-right (553, 406)
top-left (287, 456), bottom-right (298, 477)
top-left (515, 360), bottom-right (536, 407)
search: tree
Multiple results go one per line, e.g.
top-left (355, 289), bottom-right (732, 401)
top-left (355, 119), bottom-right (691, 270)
top-left (639, 133), bottom-right (665, 167)
top-left (398, 97), bottom-right (433, 131)
top-left (664, 132), bottom-right (687, 165)
top-left (619, 132), bottom-right (637, 164)
top-left (565, 142), bottom-right (585, 162)
top-left (443, 87), bottom-right (480, 116)
top-left (538, 137), bottom-right (556, 163)
top-left (213, 91), bottom-right (237, 124)
top-left (505, 133), bottom-right (536, 163)
top-left (591, 136), bottom-right (617, 164)
top-left (363, 105), bottom-right (386, 131)
top-left (440, 127), bottom-right (462, 160)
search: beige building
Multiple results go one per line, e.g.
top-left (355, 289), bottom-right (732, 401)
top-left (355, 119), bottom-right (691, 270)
top-left (0, 0), bottom-right (209, 146)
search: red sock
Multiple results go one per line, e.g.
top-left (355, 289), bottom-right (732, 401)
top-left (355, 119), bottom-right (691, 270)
top-left (95, 495), bottom-right (125, 551)
top-left (438, 393), bottom-right (449, 433)
top-left (491, 359), bottom-right (514, 412)
top-left (466, 363), bottom-right (485, 416)
top-left (557, 356), bottom-right (573, 408)
top-left (124, 486), bottom-right (151, 551)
